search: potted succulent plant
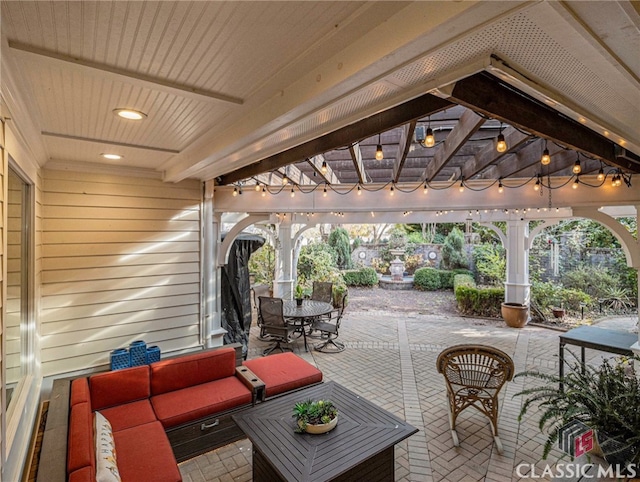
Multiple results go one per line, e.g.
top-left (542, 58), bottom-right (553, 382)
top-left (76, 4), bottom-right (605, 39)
top-left (515, 352), bottom-right (640, 468)
top-left (293, 399), bottom-right (338, 434)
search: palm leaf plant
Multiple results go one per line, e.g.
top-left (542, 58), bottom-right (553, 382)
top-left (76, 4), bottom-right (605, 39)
top-left (515, 351), bottom-right (640, 465)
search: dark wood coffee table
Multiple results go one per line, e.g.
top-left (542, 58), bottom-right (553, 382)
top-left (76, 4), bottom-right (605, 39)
top-left (232, 381), bottom-right (418, 481)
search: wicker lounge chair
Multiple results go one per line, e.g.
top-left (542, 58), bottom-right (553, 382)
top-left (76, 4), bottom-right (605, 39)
top-left (436, 344), bottom-right (514, 454)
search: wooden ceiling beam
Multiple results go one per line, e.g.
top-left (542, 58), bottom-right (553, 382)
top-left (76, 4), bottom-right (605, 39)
top-left (348, 143), bottom-right (368, 184)
top-left (420, 109), bottom-right (484, 182)
top-left (277, 165), bottom-right (315, 185)
top-left (217, 94), bottom-right (453, 185)
top-left (484, 139), bottom-right (563, 180)
top-left (461, 126), bottom-right (532, 180)
top-left (307, 155), bottom-right (340, 184)
top-left (392, 121), bottom-right (417, 183)
top-left (448, 72), bottom-right (640, 173)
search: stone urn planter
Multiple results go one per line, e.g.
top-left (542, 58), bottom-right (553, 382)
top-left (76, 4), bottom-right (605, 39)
top-left (501, 302), bottom-right (529, 328)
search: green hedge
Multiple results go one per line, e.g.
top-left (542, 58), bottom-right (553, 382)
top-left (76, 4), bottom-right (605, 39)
top-left (453, 273), bottom-right (475, 291)
top-left (453, 275), bottom-right (504, 317)
top-left (414, 268), bottom-right (474, 291)
top-left (413, 267), bottom-right (441, 290)
top-left (343, 267), bottom-right (378, 287)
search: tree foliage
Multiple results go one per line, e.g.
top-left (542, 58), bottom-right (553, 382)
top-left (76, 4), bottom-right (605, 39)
top-left (440, 227), bottom-right (468, 270)
top-left (328, 227), bottom-right (352, 269)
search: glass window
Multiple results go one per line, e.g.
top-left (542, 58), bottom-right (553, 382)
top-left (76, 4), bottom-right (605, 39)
top-left (5, 164), bottom-right (32, 409)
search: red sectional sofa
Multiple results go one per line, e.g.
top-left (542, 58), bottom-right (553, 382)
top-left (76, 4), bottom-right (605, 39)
top-left (37, 345), bottom-right (323, 482)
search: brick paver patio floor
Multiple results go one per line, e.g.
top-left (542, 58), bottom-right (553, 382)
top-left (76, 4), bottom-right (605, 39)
top-left (178, 303), bottom-right (638, 482)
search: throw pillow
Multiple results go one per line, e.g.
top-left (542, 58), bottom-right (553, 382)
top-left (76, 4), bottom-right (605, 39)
top-left (94, 411), bottom-right (122, 482)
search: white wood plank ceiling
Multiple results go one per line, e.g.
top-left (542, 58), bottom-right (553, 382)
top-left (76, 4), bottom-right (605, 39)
top-left (1, 1), bottom-right (639, 187)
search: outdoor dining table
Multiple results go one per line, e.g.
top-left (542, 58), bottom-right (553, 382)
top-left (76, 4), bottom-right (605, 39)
top-left (283, 299), bottom-right (333, 351)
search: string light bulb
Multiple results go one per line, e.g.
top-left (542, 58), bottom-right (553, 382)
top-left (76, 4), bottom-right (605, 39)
top-left (323, 186), bottom-right (328, 197)
top-left (573, 177), bottom-right (579, 189)
top-left (597, 166), bottom-right (605, 181)
top-left (321, 161), bottom-right (328, 174)
top-left (496, 124), bottom-right (507, 153)
top-left (534, 178), bottom-right (540, 191)
top-left (255, 182), bottom-right (261, 191)
top-left (390, 184), bottom-right (394, 196)
top-left (423, 183), bottom-right (428, 194)
top-left (498, 180), bottom-right (504, 193)
top-left (357, 185), bottom-right (362, 195)
top-left (375, 133), bottom-right (384, 161)
top-left (424, 127), bottom-right (435, 148)
top-left (261, 187), bottom-right (266, 197)
top-left (290, 187), bottom-right (295, 197)
top-left (232, 187), bottom-right (238, 197)
top-left (282, 174), bottom-right (289, 185)
top-left (541, 144), bottom-right (551, 165)
top-left (459, 179), bottom-right (465, 193)
top-left (572, 154), bottom-right (582, 174)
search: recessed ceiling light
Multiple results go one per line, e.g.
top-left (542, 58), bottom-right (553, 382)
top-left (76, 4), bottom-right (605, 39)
top-left (113, 108), bottom-right (147, 120)
top-left (101, 153), bottom-right (123, 160)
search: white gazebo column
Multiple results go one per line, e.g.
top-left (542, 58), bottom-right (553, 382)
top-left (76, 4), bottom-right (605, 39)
top-left (273, 216), bottom-right (294, 299)
top-left (632, 205), bottom-right (640, 357)
top-left (202, 180), bottom-right (226, 348)
top-left (504, 219), bottom-right (531, 305)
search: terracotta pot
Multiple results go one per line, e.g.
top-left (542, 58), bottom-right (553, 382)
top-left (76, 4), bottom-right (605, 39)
top-left (501, 302), bottom-right (529, 328)
top-left (552, 308), bottom-right (565, 319)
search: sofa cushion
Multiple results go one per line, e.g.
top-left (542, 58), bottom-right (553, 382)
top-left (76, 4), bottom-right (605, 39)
top-left (100, 399), bottom-right (157, 432)
top-left (113, 421), bottom-right (182, 482)
top-left (243, 352), bottom-right (323, 397)
top-left (95, 411), bottom-right (121, 482)
top-left (151, 376), bottom-right (251, 428)
top-left (71, 377), bottom-right (90, 406)
top-left (90, 365), bottom-right (151, 411)
top-left (150, 347), bottom-right (236, 396)
top-left (67, 401), bottom-right (95, 474)
top-left (69, 466), bottom-right (94, 482)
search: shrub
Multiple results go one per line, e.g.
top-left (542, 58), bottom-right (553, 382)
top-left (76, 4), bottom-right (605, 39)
top-left (562, 265), bottom-right (617, 299)
top-left (440, 227), bottom-right (468, 270)
top-left (343, 267), bottom-right (378, 287)
top-left (414, 267), bottom-right (441, 291)
top-left (455, 285), bottom-right (504, 318)
top-left (531, 281), bottom-right (560, 310)
top-left (439, 268), bottom-right (473, 289)
top-left (453, 273), bottom-right (475, 291)
top-left (558, 288), bottom-right (592, 311)
top-left (249, 242), bottom-right (275, 289)
top-left (297, 243), bottom-right (341, 291)
top-left (328, 227), bottom-right (352, 269)
top-left (531, 282), bottom-right (593, 312)
top-left (370, 257), bottom-right (389, 274)
top-left (472, 244), bottom-right (506, 286)
top-left (403, 253), bottom-right (424, 274)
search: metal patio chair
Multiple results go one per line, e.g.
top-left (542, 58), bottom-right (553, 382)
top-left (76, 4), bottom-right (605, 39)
top-left (436, 344), bottom-right (514, 454)
top-left (313, 294), bottom-right (348, 353)
top-left (310, 281), bottom-right (333, 304)
top-left (258, 296), bottom-right (296, 356)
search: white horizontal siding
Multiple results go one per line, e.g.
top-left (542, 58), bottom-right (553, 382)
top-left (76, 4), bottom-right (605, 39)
top-left (41, 170), bottom-right (202, 376)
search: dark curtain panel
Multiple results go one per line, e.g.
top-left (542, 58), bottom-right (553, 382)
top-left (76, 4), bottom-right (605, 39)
top-left (220, 233), bottom-right (265, 356)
